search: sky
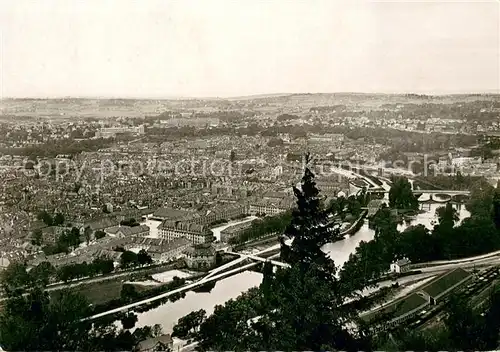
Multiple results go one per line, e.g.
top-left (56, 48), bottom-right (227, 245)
top-left (0, 0), bottom-right (499, 98)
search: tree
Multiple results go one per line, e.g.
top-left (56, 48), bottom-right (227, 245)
top-left (194, 154), bottom-right (367, 351)
top-left (347, 195), bottom-right (363, 217)
top-left (37, 210), bottom-right (53, 226)
top-left (280, 153), bottom-right (340, 278)
top-left (341, 205), bottom-right (399, 293)
top-left (53, 213), bottom-right (65, 226)
top-left (84, 226), bottom-right (93, 245)
top-left (121, 313), bottom-right (138, 330)
top-left (120, 218), bottom-right (139, 227)
top-left (172, 309), bottom-right (206, 339)
top-left (0, 261), bottom-right (160, 351)
top-left (120, 251), bottom-right (139, 268)
top-left (492, 190), bottom-right (500, 230)
top-left (132, 324), bottom-right (164, 343)
top-left (261, 261), bottom-right (274, 301)
top-left (92, 257), bottom-right (114, 275)
top-left (68, 227), bottom-right (81, 248)
top-left (0, 262), bottom-right (31, 295)
top-left (230, 150), bottom-right (236, 162)
top-left (444, 295), bottom-right (487, 350)
top-left (31, 229), bottom-right (43, 246)
top-left (30, 261), bottom-right (56, 286)
top-left (436, 203), bottom-right (459, 227)
top-left (120, 284), bottom-right (138, 302)
top-left (55, 227), bottom-right (81, 251)
top-left (376, 327), bottom-right (451, 351)
top-left (95, 230), bottom-right (106, 240)
top-left (397, 225), bottom-right (435, 263)
top-left (137, 249), bottom-right (153, 266)
top-left (102, 204), bottom-right (111, 214)
top-left (389, 177), bottom-right (418, 210)
top-left (256, 265), bottom-right (368, 351)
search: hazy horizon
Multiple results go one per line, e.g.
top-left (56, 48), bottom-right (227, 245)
top-left (2, 91), bottom-right (500, 101)
top-left (1, 0), bottom-right (499, 98)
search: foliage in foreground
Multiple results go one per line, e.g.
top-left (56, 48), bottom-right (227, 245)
top-left (0, 262), bottom-right (161, 351)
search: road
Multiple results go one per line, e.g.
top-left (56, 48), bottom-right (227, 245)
top-left (419, 257), bottom-right (500, 273)
top-left (415, 250), bottom-right (500, 267)
top-left (202, 244), bottom-right (284, 282)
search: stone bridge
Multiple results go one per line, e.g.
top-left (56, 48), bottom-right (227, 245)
top-left (366, 188), bottom-right (470, 203)
top-left (367, 188), bottom-right (470, 196)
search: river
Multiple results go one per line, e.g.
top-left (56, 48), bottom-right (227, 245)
top-left (133, 202), bottom-right (470, 334)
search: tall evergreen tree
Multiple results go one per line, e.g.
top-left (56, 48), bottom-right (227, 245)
top-left (436, 203), bottom-right (459, 230)
top-left (192, 153), bottom-right (368, 351)
top-left (492, 190), bottom-right (500, 230)
top-left (280, 153), bottom-right (341, 277)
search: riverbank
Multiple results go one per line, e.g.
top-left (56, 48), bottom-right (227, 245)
top-left (87, 200), bottom-right (471, 333)
top-left (340, 210), bottom-right (368, 236)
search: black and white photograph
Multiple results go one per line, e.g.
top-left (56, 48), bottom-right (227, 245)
top-left (0, 0), bottom-right (499, 350)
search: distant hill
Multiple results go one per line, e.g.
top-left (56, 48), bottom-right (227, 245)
top-left (1, 93), bottom-right (498, 119)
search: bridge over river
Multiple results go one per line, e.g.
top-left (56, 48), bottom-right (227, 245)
top-left (367, 188), bottom-right (470, 196)
top-left (365, 188), bottom-right (470, 203)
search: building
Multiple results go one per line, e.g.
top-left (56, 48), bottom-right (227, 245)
top-left (151, 207), bottom-right (193, 221)
top-left (316, 179), bottom-right (343, 193)
top-left (124, 237), bottom-right (191, 262)
top-left (29, 248), bottom-right (121, 268)
top-left (97, 125), bottom-right (145, 138)
top-left (184, 243), bottom-right (217, 270)
top-left (136, 334), bottom-right (173, 352)
top-left (40, 226), bottom-right (68, 244)
top-left (152, 238), bottom-right (191, 262)
top-left (249, 198), bottom-right (293, 216)
top-left (159, 117), bottom-right (219, 128)
top-left (390, 258), bottom-right (411, 274)
top-left (348, 179), bottom-right (369, 195)
top-left (105, 225), bottom-right (150, 238)
top-left (361, 268), bottom-right (472, 333)
top-left (188, 204), bottom-right (248, 226)
top-left (363, 292), bottom-right (429, 332)
top-left (220, 221), bottom-right (254, 242)
top-left (308, 133), bottom-right (344, 144)
top-left (159, 221), bottom-right (214, 244)
top-left (155, 204), bottom-right (248, 227)
top-left (451, 156), bottom-right (482, 167)
top-left (82, 217), bottom-right (120, 237)
top-left (419, 267), bottom-right (472, 305)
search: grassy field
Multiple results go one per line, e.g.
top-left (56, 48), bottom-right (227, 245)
top-left (51, 280), bottom-right (154, 305)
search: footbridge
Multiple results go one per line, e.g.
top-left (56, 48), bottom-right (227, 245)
top-left (225, 251), bottom-right (290, 268)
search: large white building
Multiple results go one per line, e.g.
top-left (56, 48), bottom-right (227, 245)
top-left (184, 243), bottom-right (217, 270)
top-left (96, 125), bottom-right (145, 138)
top-left (248, 199), bottom-right (293, 216)
top-left (159, 221), bottom-right (214, 244)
